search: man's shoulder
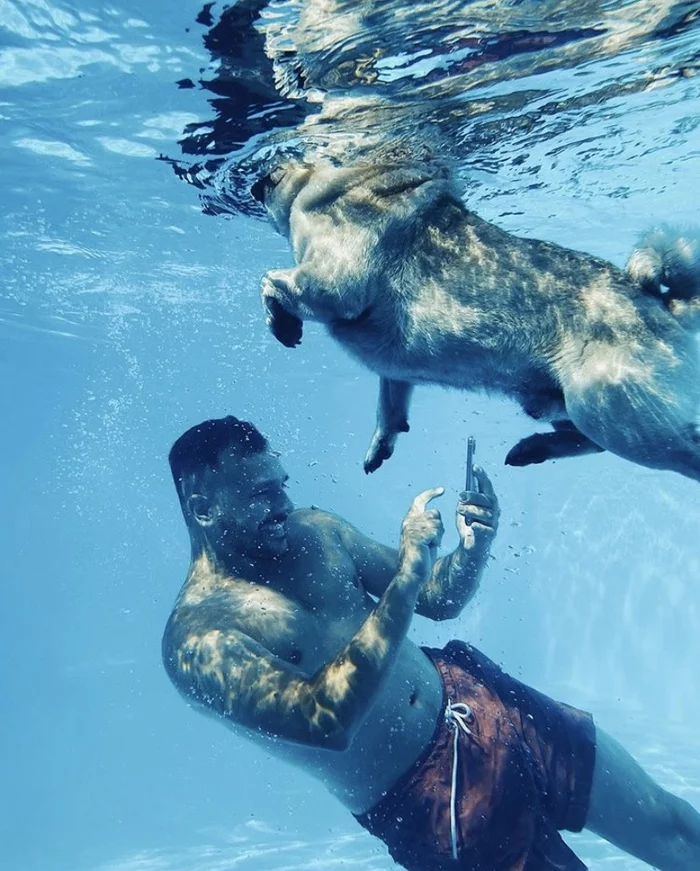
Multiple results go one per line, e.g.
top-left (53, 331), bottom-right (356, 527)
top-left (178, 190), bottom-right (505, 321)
top-left (163, 574), bottom-right (245, 653)
top-left (289, 506), bottom-right (346, 537)
top-left (289, 507), bottom-right (366, 558)
top-left (162, 584), bottom-right (251, 691)
top-left (166, 572), bottom-right (263, 625)
top-left (163, 568), bottom-right (299, 650)
top-left (291, 505), bottom-right (339, 523)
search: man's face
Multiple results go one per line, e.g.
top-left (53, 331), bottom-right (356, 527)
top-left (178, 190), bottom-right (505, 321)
top-left (204, 449), bottom-right (294, 560)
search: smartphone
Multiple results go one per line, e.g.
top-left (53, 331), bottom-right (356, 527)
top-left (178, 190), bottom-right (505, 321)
top-left (465, 436), bottom-right (477, 492)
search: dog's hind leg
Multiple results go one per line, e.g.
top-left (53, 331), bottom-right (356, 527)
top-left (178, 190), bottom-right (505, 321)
top-left (506, 420), bottom-right (605, 467)
top-left (562, 349), bottom-right (700, 482)
top-left (364, 378), bottom-right (414, 474)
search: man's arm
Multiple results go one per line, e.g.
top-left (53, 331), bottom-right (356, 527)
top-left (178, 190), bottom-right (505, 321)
top-left (338, 467), bottom-right (499, 620)
top-left (163, 489), bottom-right (444, 751)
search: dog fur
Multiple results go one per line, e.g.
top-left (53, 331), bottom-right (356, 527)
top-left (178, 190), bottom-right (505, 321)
top-left (252, 160), bottom-right (700, 481)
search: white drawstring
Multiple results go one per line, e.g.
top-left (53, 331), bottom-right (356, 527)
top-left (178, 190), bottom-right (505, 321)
top-left (444, 700), bottom-right (474, 860)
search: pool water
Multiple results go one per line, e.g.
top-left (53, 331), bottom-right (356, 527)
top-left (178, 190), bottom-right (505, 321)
top-left (2, 1), bottom-right (700, 869)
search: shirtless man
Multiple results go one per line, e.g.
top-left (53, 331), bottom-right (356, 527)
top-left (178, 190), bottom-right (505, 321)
top-left (162, 416), bottom-right (700, 870)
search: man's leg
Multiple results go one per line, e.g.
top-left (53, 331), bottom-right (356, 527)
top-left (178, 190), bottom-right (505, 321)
top-left (586, 727), bottom-right (700, 870)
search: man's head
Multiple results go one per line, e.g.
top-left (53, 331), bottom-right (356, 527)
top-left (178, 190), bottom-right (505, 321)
top-left (169, 416), bottom-right (293, 561)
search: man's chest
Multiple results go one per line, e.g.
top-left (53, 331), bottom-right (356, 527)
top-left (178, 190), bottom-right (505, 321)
top-left (242, 546), bottom-right (374, 672)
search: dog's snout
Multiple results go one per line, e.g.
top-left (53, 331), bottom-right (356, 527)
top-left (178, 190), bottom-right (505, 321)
top-left (250, 176), bottom-right (268, 204)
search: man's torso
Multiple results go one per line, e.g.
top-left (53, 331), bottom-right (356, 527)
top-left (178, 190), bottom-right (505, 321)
top-left (165, 507), bottom-right (444, 813)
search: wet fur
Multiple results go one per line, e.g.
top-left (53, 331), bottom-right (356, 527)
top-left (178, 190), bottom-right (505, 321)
top-left (256, 161), bottom-right (700, 481)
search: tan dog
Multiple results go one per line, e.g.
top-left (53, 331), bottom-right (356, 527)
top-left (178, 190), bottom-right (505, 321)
top-left (251, 161), bottom-right (700, 481)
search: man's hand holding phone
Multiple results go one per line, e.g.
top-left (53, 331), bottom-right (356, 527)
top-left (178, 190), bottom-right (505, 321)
top-left (458, 438), bottom-right (499, 551)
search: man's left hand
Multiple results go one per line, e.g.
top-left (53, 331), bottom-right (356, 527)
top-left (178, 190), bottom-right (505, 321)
top-left (456, 466), bottom-right (499, 551)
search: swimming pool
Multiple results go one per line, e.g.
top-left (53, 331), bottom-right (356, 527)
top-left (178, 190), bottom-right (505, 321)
top-left (3, 1), bottom-right (700, 869)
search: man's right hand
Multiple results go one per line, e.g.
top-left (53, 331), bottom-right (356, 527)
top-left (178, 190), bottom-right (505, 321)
top-left (398, 487), bottom-right (445, 582)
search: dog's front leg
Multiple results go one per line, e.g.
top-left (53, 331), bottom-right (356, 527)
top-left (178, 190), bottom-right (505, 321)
top-left (261, 268), bottom-right (305, 348)
top-left (364, 378), bottom-right (414, 474)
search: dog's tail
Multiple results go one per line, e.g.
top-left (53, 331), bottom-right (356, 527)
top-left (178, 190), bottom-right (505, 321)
top-left (625, 226), bottom-right (700, 331)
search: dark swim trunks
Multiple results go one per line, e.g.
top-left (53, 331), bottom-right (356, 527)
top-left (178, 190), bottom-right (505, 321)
top-left (354, 641), bottom-right (596, 871)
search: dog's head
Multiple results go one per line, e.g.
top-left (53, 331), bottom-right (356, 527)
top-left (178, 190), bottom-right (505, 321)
top-left (250, 162), bottom-right (312, 237)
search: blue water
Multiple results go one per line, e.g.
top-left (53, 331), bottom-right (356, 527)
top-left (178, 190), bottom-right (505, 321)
top-left (2, 1), bottom-right (700, 869)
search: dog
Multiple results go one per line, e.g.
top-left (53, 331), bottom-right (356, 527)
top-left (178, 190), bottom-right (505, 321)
top-left (251, 160), bottom-right (700, 481)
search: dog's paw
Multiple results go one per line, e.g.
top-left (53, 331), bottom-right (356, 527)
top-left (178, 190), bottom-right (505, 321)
top-left (265, 297), bottom-right (303, 348)
top-left (363, 433), bottom-right (396, 474)
top-left (505, 434), bottom-right (553, 467)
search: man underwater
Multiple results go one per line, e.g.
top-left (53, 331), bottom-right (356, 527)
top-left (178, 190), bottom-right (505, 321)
top-left (162, 416), bottom-right (700, 870)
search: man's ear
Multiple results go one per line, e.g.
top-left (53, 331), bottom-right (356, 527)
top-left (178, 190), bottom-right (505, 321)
top-left (188, 493), bottom-right (215, 526)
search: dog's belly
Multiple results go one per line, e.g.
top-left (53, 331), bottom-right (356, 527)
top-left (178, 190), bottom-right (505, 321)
top-left (330, 317), bottom-right (565, 417)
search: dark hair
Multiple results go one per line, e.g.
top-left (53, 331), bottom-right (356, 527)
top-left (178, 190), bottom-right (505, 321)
top-left (169, 416), bottom-right (269, 504)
